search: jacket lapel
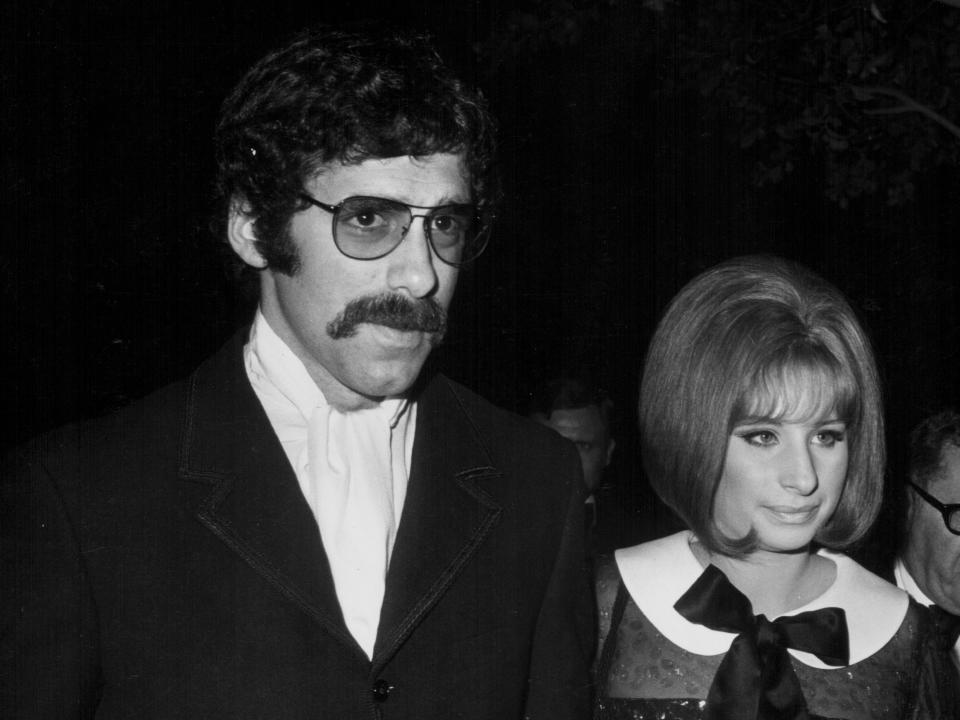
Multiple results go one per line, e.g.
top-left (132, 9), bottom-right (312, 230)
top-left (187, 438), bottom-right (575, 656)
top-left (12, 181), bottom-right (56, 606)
top-left (373, 375), bottom-right (502, 667)
top-left (178, 330), bottom-right (364, 658)
top-left (178, 335), bottom-right (502, 665)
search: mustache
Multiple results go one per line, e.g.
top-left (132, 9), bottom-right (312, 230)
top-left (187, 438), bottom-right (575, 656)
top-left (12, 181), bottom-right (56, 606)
top-left (326, 294), bottom-right (448, 340)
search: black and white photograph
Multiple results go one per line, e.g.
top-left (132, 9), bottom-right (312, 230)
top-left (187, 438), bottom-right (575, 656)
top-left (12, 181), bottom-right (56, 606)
top-left (4, 1), bottom-right (960, 717)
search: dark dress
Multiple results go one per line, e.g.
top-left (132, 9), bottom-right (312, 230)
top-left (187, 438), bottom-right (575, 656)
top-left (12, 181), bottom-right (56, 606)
top-left (594, 533), bottom-right (959, 720)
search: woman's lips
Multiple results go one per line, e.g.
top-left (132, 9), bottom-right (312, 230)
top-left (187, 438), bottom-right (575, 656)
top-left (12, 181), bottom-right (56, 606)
top-left (766, 505), bottom-right (819, 524)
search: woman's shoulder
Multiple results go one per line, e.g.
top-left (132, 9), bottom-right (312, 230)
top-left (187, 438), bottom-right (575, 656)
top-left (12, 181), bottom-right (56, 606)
top-left (594, 534), bottom-right (695, 651)
top-left (811, 550), bottom-right (911, 665)
top-left (595, 552), bottom-right (620, 586)
top-left (612, 532), bottom-right (745, 657)
top-left (594, 533), bottom-right (678, 609)
top-left (594, 554), bottom-right (621, 617)
top-left (594, 554), bottom-right (623, 653)
top-left (819, 550), bottom-right (906, 599)
top-left (613, 531), bottom-right (696, 588)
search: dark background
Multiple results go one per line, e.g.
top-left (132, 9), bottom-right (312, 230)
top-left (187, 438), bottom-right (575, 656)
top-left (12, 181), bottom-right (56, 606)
top-left (4, 2), bottom-right (959, 554)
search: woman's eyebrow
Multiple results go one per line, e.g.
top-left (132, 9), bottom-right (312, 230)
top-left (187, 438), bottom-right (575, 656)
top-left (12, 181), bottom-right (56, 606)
top-left (734, 415), bottom-right (848, 427)
top-left (733, 417), bottom-right (782, 426)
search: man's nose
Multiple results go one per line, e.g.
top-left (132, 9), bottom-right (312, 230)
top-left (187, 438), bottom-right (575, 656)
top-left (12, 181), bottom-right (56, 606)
top-left (386, 217), bottom-right (439, 299)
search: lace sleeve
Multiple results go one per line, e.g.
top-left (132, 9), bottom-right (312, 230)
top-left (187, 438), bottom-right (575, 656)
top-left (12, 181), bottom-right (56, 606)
top-left (906, 602), bottom-right (960, 720)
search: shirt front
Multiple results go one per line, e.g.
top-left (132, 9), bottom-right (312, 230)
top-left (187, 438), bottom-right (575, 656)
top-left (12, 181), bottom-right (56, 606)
top-left (243, 310), bottom-right (416, 658)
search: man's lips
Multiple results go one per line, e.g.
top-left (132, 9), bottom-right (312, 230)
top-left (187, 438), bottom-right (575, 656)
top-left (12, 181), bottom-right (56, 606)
top-left (365, 323), bottom-right (433, 348)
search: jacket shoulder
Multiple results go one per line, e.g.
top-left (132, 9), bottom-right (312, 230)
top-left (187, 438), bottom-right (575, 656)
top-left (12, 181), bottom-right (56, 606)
top-left (10, 376), bottom-right (190, 472)
top-left (430, 375), bottom-right (580, 461)
top-left (7, 328), bottom-right (248, 476)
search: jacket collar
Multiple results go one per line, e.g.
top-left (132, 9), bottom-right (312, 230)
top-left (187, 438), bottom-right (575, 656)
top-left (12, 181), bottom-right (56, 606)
top-left (179, 329), bottom-right (503, 666)
top-left (373, 373), bottom-right (502, 669)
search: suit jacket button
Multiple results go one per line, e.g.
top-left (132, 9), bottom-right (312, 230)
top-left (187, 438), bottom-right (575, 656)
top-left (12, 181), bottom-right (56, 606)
top-left (372, 679), bottom-right (393, 702)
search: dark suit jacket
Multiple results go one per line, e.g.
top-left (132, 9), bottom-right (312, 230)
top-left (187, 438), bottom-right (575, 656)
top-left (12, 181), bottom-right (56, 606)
top-left (2, 331), bottom-right (594, 719)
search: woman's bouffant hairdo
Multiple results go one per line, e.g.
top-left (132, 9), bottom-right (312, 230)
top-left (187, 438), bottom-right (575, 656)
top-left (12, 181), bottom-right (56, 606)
top-left (639, 255), bottom-right (885, 557)
top-left (214, 26), bottom-right (499, 275)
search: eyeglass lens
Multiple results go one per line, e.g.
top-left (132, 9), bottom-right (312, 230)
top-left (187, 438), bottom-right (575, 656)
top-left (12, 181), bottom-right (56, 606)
top-left (912, 481), bottom-right (960, 535)
top-left (947, 508), bottom-right (960, 534)
top-left (334, 196), bottom-right (482, 264)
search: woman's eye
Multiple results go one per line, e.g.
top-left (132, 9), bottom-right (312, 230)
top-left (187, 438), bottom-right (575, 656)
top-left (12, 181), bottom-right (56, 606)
top-left (814, 430), bottom-right (845, 447)
top-left (742, 431), bottom-right (777, 447)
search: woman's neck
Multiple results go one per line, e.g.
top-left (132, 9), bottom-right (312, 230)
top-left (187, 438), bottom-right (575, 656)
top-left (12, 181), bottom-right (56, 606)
top-left (689, 538), bottom-right (836, 618)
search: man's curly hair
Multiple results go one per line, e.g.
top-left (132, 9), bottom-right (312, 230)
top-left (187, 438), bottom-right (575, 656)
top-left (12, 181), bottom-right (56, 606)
top-left (214, 26), bottom-right (499, 275)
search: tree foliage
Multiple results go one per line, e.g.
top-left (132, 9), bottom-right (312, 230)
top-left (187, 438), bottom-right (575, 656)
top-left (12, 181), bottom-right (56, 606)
top-left (483, 0), bottom-right (960, 206)
top-left (661, 0), bottom-right (960, 206)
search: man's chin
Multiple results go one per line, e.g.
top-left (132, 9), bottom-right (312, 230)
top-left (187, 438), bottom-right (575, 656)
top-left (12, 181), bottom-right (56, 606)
top-left (349, 358), bottom-right (430, 402)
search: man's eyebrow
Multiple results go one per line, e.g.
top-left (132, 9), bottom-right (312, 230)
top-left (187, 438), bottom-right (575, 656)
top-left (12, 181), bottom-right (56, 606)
top-left (360, 194), bottom-right (470, 209)
top-left (425, 194), bottom-right (472, 207)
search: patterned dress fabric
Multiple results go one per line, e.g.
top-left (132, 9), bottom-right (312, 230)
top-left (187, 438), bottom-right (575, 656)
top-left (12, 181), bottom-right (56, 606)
top-left (594, 533), bottom-right (958, 720)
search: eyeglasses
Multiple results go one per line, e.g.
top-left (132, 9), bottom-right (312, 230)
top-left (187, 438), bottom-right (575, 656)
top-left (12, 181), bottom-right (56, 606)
top-left (299, 193), bottom-right (491, 267)
top-left (908, 481), bottom-right (960, 535)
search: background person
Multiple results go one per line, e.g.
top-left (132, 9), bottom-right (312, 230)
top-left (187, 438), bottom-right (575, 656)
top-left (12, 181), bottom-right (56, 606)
top-left (896, 408), bottom-right (960, 669)
top-left (594, 255), bottom-right (956, 719)
top-left (529, 376), bottom-right (616, 498)
top-left (529, 375), bottom-right (617, 552)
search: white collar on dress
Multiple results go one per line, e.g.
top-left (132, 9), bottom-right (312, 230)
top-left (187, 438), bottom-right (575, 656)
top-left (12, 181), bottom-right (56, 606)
top-left (894, 557), bottom-right (934, 606)
top-left (615, 531), bottom-right (908, 668)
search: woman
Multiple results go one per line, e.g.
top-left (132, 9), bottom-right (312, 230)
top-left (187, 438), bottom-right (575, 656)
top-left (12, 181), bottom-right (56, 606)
top-left (595, 256), bottom-right (956, 719)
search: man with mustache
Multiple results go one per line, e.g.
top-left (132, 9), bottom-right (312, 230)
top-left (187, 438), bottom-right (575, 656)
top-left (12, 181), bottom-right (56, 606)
top-left (2, 28), bottom-right (593, 719)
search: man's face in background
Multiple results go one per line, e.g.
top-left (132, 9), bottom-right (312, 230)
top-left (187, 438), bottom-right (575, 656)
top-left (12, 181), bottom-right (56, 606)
top-left (534, 405), bottom-right (615, 493)
top-left (904, 443), bottom-right (960, 614)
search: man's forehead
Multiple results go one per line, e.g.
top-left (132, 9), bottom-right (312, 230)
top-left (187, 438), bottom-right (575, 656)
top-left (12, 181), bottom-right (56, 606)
top-left (930, 443), bottom-right (960, 501)
top-left (307, 153), bottom-right (470, 202)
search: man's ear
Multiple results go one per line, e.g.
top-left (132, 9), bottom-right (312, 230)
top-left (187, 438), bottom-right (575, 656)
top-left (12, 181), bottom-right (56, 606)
top-left (605, 438), bottom-right (616, 468)
top-left (904, 481), bottom-right (918, 524)
top-left (227, 199), bottom-right (268, 269)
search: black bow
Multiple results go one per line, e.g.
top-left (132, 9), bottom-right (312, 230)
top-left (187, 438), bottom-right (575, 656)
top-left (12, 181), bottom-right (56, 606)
top-left (674, 564), bottom-right (849, 720)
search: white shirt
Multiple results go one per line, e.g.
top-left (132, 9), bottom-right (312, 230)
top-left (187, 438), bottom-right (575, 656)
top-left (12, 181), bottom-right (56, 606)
top-left (243, 310), bottom-right (416, 658)
top-left (894, 557), bottom-right (960, 667)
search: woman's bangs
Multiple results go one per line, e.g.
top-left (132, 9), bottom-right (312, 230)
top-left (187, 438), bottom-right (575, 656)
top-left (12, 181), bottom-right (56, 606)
top-left (735, 347), bottom-right (858, 424)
